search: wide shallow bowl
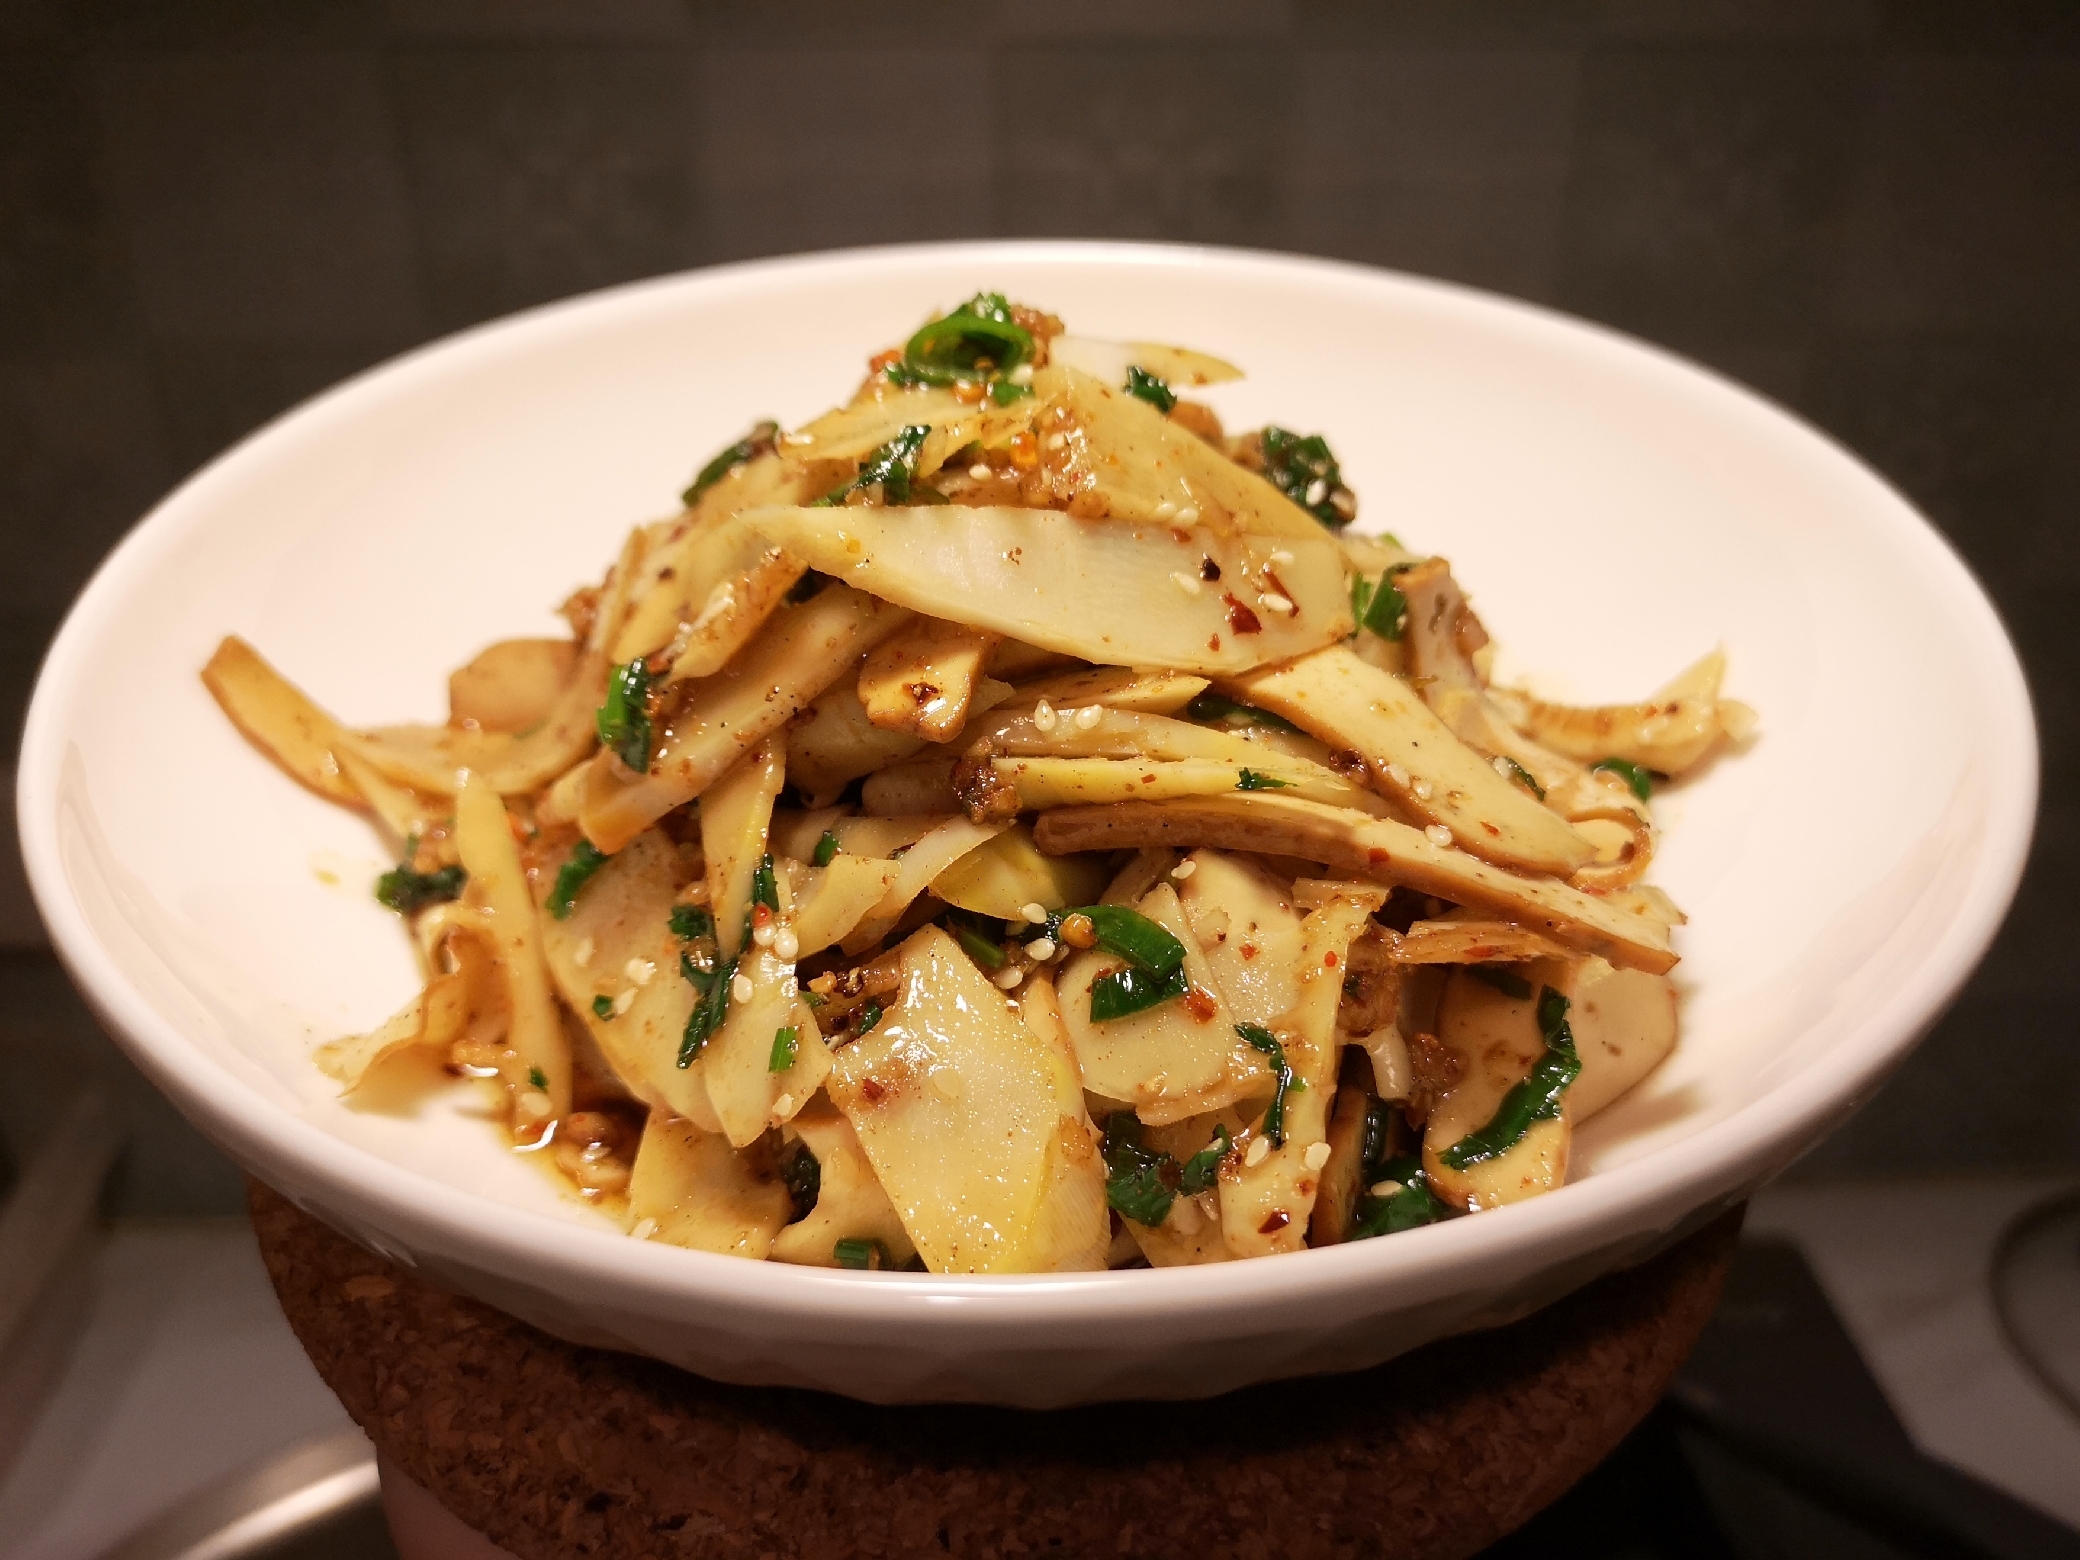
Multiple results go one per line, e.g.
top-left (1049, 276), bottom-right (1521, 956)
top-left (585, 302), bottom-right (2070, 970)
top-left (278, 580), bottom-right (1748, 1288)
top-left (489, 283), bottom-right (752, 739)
top-left (19, 242), bottom-right (2035, 1407)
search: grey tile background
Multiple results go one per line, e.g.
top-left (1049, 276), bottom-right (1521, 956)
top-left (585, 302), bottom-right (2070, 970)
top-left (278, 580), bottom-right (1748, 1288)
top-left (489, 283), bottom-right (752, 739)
top-left (1, 0), bottom-right (2073, 1208)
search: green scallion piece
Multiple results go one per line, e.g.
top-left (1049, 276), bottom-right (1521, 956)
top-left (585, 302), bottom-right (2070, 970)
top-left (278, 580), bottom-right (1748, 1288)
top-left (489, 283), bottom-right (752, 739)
top-left (1236, 1022), bottom-right (1299, 1146)
top-left (897, 292), bottom-right (1033, 388)
top-left (596, 658), bottom-right (654, 772)
top-left (1360, 573), bottom-right (1406, 640)
top-left (1073, 904), bottom-right (1186, 980)
top-left (1260, 426), bottom-right (1355, 530)
top-left (833, 1237), bottom-right (884, 1270)
top-left (1124, 365), bottom-right (1176, 413)
top-left (769, 1025), bottom-right (800, 1072)
top-left (681, 420), bottom-right (777, 507)
top-left (1183, 691), bottom-right (1302, 734)
top-left (670, 903), bottom-right (714, 942)
top-left (679, 951), bottom-right (735, 1066)
top-left (1500, 757), bottom-right (1545, 799)
top-left (751, 853), bottom-right (779, 913)
top-left (373, 849), bottom-right (465, 916)
top-left (591, 995), bottom-right (614, 1020)
top-left (815, 424), bottom-right (932, 507)
top-left (812, 829), bottom-right (842, 867)
top-left (1351, 1155), bottom-right (1451, 1238)
top-left (857, 999), bottom-right (884, 1036)
top-left (952, 921), bottom-right (1007, 970)
top-left (528, 1066), bottom-right (547, 1089)
top-left (547, 840), bottom-right (610, 920)
top-left (1175, 1125), bottom-right (1232, 1196)
top-left (1236, 768), bottom-right (1289, 791)
top-left (1593, 757), bottom-right (1654, 802)
top-left (1439, 987), bottom-right (1581, 1169)
top-left (1089, 963), bottom-right (1188, 1022)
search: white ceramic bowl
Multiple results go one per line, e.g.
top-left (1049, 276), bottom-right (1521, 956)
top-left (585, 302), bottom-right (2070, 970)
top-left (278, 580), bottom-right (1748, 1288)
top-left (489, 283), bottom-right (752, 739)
top-left (19, 243), bottom-right (2035, 1407)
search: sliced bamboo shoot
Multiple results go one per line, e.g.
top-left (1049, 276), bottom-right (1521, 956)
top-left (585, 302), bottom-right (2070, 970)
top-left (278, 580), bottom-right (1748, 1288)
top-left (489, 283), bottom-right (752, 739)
top-left (202, 636), bottom-right (363, 807)
top-left (1220, 646), bottom-right (1593, 875)
top-left (1423, 967), bottom-right (1568, 1211)
top-left (746, 504), bottom-right (1349, 673)
top-left (930, 823), bottom-right (1110, 921)
top-left (627, 1113), bottom-right (791, 1258)
top-left (789, 855), bottom-right (903, 958)
top-left (840, 816), bottom-right (1008, 955)
top-left (857, 618), bottom-right (1000, 741)
top-left (447, 637), bottom-right (577, 734)
top-left (826, 925), bottom-right (1107, 1273)
top-left (701, 737), bottom-right (785, 959)
top-left (699, 945), bottom-right (828, 1148)
top-left (1559, 957), bottom-right (1678, 1121)
top-left (1491, 649), bottom-right (1742, 777)
top-left (579, 585), bottom-right (911, 853)
top-left (992, 754), bottom-right (1388, 815)
top-left (1031, 793), bottom-right (1676, 974)
top-left (1005, 666), bottom-right (1209, 717)
top-left (1175, 850), bottom-right (1305, 1028)
top-left (769, 1100), bottom-right (917, 1268)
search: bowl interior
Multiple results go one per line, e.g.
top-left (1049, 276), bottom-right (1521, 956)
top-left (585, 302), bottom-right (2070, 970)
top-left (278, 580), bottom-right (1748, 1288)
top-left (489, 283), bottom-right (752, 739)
top-left (22, 244), bottom-right (2033, 1273)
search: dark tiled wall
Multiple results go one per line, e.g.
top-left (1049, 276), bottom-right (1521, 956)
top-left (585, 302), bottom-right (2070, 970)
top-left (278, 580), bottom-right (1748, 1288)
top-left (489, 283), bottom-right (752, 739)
top-left (2, 0), bottom-right (2075, 1201)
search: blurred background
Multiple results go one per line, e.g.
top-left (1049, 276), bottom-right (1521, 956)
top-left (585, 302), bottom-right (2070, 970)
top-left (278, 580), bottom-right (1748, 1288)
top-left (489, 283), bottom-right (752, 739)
top-left (3, 0), bottom-right (2073, 1213)
top-left (1, 1), bottom-right (2077, 1554)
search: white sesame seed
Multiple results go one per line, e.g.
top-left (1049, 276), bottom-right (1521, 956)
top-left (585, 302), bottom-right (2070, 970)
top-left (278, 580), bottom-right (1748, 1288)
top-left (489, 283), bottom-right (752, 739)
top-left (773, 928), bottom-right (800, 962)
top-left (731, 972), bottom-right (755, 1002)
top-left (752, 920), bottom-right (777, 948)
top-left (1033, 700), bottom-right (1057, 732)
top-left (773, 1093), bottom-right (795, 1117)
top-left (518, 1090), bottom-right (553, 1119)
top-left (1170, 858), bottom-right (1198, 880)
top-left (1026, 937), bottom-right (1056, 961)
top-left (968, 462), bottom-right (992, 480)
top-left (1304, 479), bottom-right (1327, 507)
top-left (1270, 549), bottom-right (1294, 565)
top-left (1154, 499), bottom-right (1177, 519)
top-left (1245, 1136), bottom-right (1272, 1168)
top-left (931, 1068), bottom-right (965, 1099)
top-left (1425, 823), bottom-right (1453, 847)
top-left (1044, 431), bottom-right (1067, 451)
top-left (1412, 777), bottom-right (1435, 801)
top-left (1385, 762), bottom-right (1411, 788)
top-left (1010, 363), bottom-right (1034, 386)
top-left (1259, 592), bottom-right (1296, 615)
top-left (1369, 1180), bottom-right (1403, 1200)
top-left (573, 936), bottom-right (595, 968)
top-left (993, 965), bottom-right (1026, 990)
top-left (1171, 570), bottom-right (1203, 596)
top-left (1170, 1197), bottom-right (1202, 1234)
top-left (1302, 1141), bottom-right (1332, 1171)
top-left (1074, 704), bottom-right (1103, 730)
top-left (1493, 755), bottom-right (1514, 779)
top-left (630, 1217), bottom-right (659, 1240)
top-left (625, 957), bottom-right (656, 986)
top-left (612, 988), bottom-right (636, 1016)
top-left (1176, 505), bottom-right (1200, 524)
top-left (1021, 902), bottom-right (1049, 924)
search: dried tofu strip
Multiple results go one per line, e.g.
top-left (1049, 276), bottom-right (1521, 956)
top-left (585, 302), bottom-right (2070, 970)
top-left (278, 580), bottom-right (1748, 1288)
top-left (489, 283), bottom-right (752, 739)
top-left (1219, 886), bottom-right (1383, 1259)
top-left (746, 505), bottom-right (1350, 674)
top-left (1220, 645), bottom-right (1594, 876)
top-left (857, 619), bottom-right (1000, 741)
top-left (1491, 649), bottom-right (1752, 778)
top-left (579, 585), bottom-right (911, 854)
top-left (1034, 366), bottom-right (1318, 540)
top-left (1003, 666), bottom-right (1208, 717)
top-left (987, 705), bottom-right (1342, 775)
top-left (455, 769), bottom-right (570, 1117)
top-left (1030, 793), bottom-right (1675, 974)
top-left (202, 636), bottom-right (363, 807)
top-left (991, 754), bottom-right (1393, 816)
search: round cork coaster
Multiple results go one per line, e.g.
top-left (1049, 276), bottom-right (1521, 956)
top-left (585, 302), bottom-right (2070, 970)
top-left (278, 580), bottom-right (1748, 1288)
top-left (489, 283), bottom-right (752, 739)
top-left (249, 1180), bottom-right (1739, 1560)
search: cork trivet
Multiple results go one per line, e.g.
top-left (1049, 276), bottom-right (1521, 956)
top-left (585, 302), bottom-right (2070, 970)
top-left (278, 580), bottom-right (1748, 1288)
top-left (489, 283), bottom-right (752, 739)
top-left (250, 1180), bottom-right (1739, 1560)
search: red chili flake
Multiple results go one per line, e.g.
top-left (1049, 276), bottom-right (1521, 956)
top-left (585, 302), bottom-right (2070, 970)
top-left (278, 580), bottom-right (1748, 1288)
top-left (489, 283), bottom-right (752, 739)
top-left (752, 903), bottom-right (773, 929)
top-left (1239, 942), bottom-right (1259, 961)
top-left (1223, 594), bottom-right (1262, 635)
top-left (1182, 985), bottom-right (1218, 1023)
top-left (1323, 951), bottom-right (1339, 969)
top-left (1482, 822), bottom-right (1500, 836)
top-left (1207, 633), bottom-right (1222, 652)
top-left (860, 1078), bottom-right (887, 1103)
top-left (1140, 772), bottom-right (1157, 784)
top-left (1367, 848), bottom-right (1391, 865)
top-left (1257, 1209), bottom-right (1290, 1235)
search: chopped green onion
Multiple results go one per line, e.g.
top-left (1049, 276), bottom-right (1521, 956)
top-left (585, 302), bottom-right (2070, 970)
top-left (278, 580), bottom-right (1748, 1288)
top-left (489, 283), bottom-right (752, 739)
top-left (670, 904), bottom-right (714, 942)
top-left (812, 829), bottom-right (842, 868)
top-left (857, 999), bottom-right (884, 1036)
top-left (815, 424), bottom-right (932, 507)
top-left (1183, 691), bottom-right (1302, 734)
top-left (1089, 963), bottom-right (1188, 1021)
top-left (1440, 987), bottom-right (1581, 1169)
top-left (1500, 757), bottom-right (1545, 799)
top-left (897, 292), bottom-right (1033, 389)
top-left (679, 951), bottom-right (736, 1066)
top-left (769, 1025), bottom-right (800, 1072)
top-left (833, 1237), bottom-right (885, 1270)
top-left (1100, 1113), bottom-right (1177, 1226)
top-left (1124, 365), bottom-right (1176, 413)
top-left (1235, 1022), bottom-right (1298, 1145)
top-left (528, 1065), bottom-right (547, 1089)
top-left (989, 378), bottom-right (1031, 405)
top-left (1351, 1155), bottom-right (1450, 1238)
top-left (596, 658), bottom-right (654, 772)
top-left (952, 920), bottom-right (1007, 970)
top-left (1175, 1125), bottom-right (1232, 1196)
top-left (1360, 573), bottom-right (1406, 640)
top-left (1260, 426), bottom-right (1356, 530)
top-left (1236, 768), bottom-right (1289, 791)
top-left (681, 420), bottom-right (777, 507)
top-left (1468, 964), bottom-right (1533, 1000)
top-left (592, 995), bottom-right (615, 1019)
top-left (751, 853), bottom-right (779, 913)
top-left (547, 840), bottom-right (609, 920)
top-left (1593, 757), bottom-right (1654, 802)
top-left (1074, 904), bottom-right (1186, 980)
top-left (373, 849), bottom-right (465, 915)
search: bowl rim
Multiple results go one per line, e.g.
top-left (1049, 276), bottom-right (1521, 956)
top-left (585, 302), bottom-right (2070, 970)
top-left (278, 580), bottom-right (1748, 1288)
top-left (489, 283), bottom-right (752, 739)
top-left (17, 238), bottom-right (2039, 1329)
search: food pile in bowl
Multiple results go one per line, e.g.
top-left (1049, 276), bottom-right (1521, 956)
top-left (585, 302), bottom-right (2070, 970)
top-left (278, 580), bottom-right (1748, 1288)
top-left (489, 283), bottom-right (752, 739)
top-left (202, 292), bottom-right (1751, 1276)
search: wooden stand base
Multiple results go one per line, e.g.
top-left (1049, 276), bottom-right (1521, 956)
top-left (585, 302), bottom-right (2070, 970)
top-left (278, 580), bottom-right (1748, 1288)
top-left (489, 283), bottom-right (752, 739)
top-left (249, 1181), bottom-right (1738, 1560)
